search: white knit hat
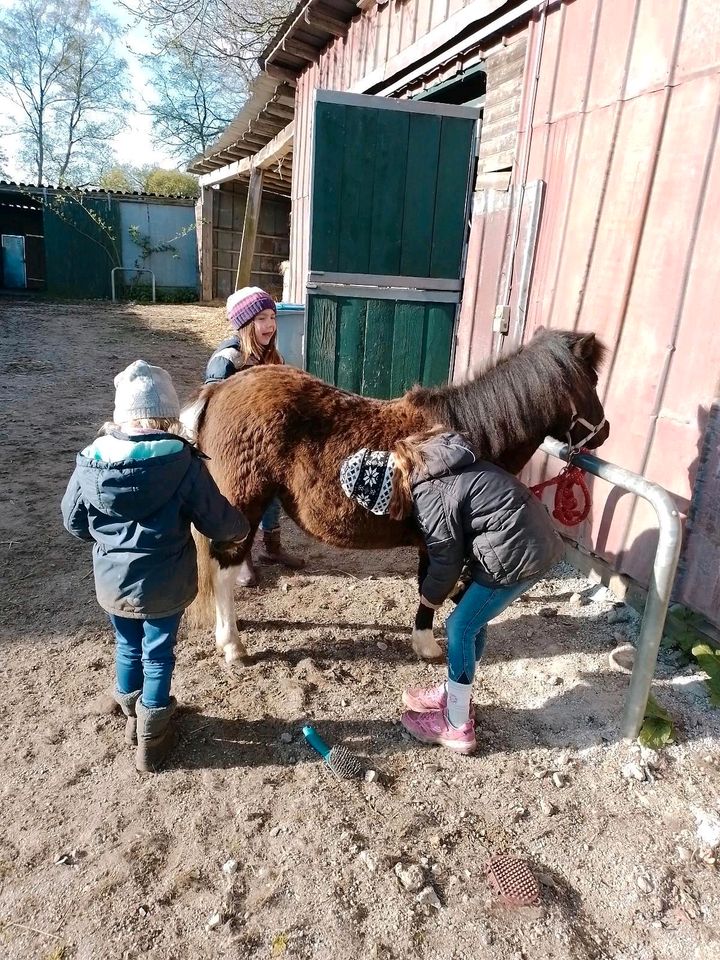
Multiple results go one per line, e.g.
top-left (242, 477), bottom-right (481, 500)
top-left (113, 360), bottom-right (180, 422)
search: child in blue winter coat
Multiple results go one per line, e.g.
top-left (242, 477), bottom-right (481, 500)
top-left (61, 360), bottom-right (249, 772)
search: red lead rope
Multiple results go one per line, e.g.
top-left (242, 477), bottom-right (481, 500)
top-left (530, 461), bottom-right (591, 526)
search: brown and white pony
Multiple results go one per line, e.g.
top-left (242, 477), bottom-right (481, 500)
top-left (183, 328), bottom-right (609, 664)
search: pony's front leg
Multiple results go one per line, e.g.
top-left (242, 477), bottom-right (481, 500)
top-left (213, 562), bottom-right (248, 663)
top-left (412, 602), bottom-right (442, 659)
top-left (412, 548), bottom-right (442, 659)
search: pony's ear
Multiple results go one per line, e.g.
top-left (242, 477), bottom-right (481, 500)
top-left (572, 332), bottom-right (606, 368)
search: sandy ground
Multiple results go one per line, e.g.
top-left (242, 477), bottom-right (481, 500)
top-left (1, 298), bottom-right (719, 960)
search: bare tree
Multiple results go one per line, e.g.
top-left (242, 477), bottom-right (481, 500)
top-left (53, 3), bottom-right (128, 184)
top-left (126, 0), bottom-right (292, 82)
top-left (0, 0), bottom-right (128, 185)
top-left (0, 0), bottom-right (74, 182)
top-left (144, 44), bottom-right (242, 160)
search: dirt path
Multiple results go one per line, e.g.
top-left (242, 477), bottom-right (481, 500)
top-left (1, 299), bottom-right (718, 960)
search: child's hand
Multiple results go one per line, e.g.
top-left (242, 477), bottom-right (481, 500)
top-left (209, 536), bottom-right (248, 564)
top-left (448, 570), bottom-right (472, 605)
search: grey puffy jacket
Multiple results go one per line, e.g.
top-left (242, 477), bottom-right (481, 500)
top-left (61, 431), bottom-right (249, 618)
top-left (411, 433), bottom-right (563, 604)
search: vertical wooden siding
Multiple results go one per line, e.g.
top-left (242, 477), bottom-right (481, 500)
top-left (213, 182), bottom-right (289, 300)
top-left (306, 295), bottom-right (455, 397)
top-left (458, 0), bottom-right (720, 624)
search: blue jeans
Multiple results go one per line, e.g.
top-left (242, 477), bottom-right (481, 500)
top-left (446, 580), bottom-right (534, 684)
top-left (110, 613), bottom-right (183, 708)
top-left (260, 498), bottom-right (281, 532)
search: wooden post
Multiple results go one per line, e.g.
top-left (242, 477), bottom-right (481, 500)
top-left (198, 185), bottom-right (215, 301)
top-left (235, 166), bottom-right (264, 290)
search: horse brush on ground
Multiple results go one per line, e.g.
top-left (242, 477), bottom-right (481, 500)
top-left (302, 725), bottom-right (363, 780)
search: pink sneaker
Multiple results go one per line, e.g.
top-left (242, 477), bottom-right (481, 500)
top-left (402, 682), bottom-right (475, 716)
top-left (402, 681), bottom-right (447, 712)
top-left (401, 709), bottom-right (477, 755)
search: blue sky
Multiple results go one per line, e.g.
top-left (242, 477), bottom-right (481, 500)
top-left (0, 0), bottom-right (177, 181)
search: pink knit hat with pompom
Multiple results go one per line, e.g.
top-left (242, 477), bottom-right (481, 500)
top-left (226, 287), bottom-right (276, 329)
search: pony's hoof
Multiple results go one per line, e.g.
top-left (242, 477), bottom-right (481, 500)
top-left (412, 628), bottom-right (443, 661)
top-left (223, 641), bottom-right (248, 664)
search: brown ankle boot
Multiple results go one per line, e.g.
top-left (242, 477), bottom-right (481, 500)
top-left (258, 528), bottom-right (305, 569)
top-left (135, 698), bottom-right (177, 772)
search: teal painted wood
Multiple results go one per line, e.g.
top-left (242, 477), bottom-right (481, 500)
top-left (422, 303), bottom-right (456, 386)
top-left (362, 298), bottom-right (395, 397)
top-left (430, 117), bottom-right (476, 278)
top-left (390, 301), bottom-right (426, 395)
top-left (310, 100), bottom-right (346, 272)
top-left (311, 98), bottom-right (474, 281)
top-left (307, 294), bottom-right (455, 398)
top-left (367, 108), bottom-right (410, 276)
top-left (337, 106), bottom-right (378, 274)
top-left (399, 114), bottom-right (442, 278)
top-left (336, 297), bottom-right (367, 393)
top-left (44, 196), bottom-right (121, 298)
top-left (308, 98), bottom-right (475, 393)
top-left (307, 295), bottom-right (338, 383)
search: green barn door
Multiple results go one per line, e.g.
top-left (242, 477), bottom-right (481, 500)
top-left (306, 90), bottom-right (477, 398)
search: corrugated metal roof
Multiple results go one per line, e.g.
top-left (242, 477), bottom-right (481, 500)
top-left (0, 180), bottom-right (196, 203)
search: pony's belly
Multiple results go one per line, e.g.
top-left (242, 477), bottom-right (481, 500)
top-left (284, 499), bottom-right (421, 551)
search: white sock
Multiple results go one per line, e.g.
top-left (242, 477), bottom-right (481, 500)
top-left (446, 679), bottom-right (472, 728)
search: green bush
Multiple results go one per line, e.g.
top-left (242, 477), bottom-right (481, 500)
top-left (115, 283), bottom-right (198, 304)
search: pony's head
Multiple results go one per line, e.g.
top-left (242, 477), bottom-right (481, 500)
top-left (412, 327), bottom-right (610, 471)
top-left (534, 329), bottom-right (609, 451)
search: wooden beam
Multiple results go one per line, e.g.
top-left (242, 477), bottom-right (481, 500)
top-left (275, 87), bottom-right (296, 108)
top-left (265, 62), bottom-right (299, 86)
top-left (264, 103), bottom-right (295, 121)
top-left (199, 125), bottom-right (293, 188)
top-left (199, 157), bottom-right (252, 187)
top-left (235, 166), bottom-right (264, 289)
top-left (254, 122), bottom-right (294, 171)
top-left (305, 3), bottom-right (349, 38)
top-left (225, 145), bottom-right (251, 158)
top-left (281, 37), bottom-right (322, 61)
top-left (237, 134), bottom-right (268, 149)
top-left (198, 186), bottom-right (215, 301)
top-left (247, 118), bottom-right (286, 137)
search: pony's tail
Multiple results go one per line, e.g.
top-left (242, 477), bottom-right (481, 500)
top-left (187, 527), bottom-right (215, 630)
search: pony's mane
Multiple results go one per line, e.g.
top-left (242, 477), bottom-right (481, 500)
top-left (410, 330), bottom-right (605, 459)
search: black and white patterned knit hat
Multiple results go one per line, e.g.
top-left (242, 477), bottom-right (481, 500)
top-left (340, 448), bottom-right (396, 516)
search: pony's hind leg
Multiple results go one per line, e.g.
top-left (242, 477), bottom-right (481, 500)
top-left (213, 562), bottom-right (248, 663)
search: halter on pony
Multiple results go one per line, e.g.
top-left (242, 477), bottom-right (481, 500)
top-left (566, 401), bottom-right (607, 454)
top-left (530, 402), bottom-right (607, 526)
